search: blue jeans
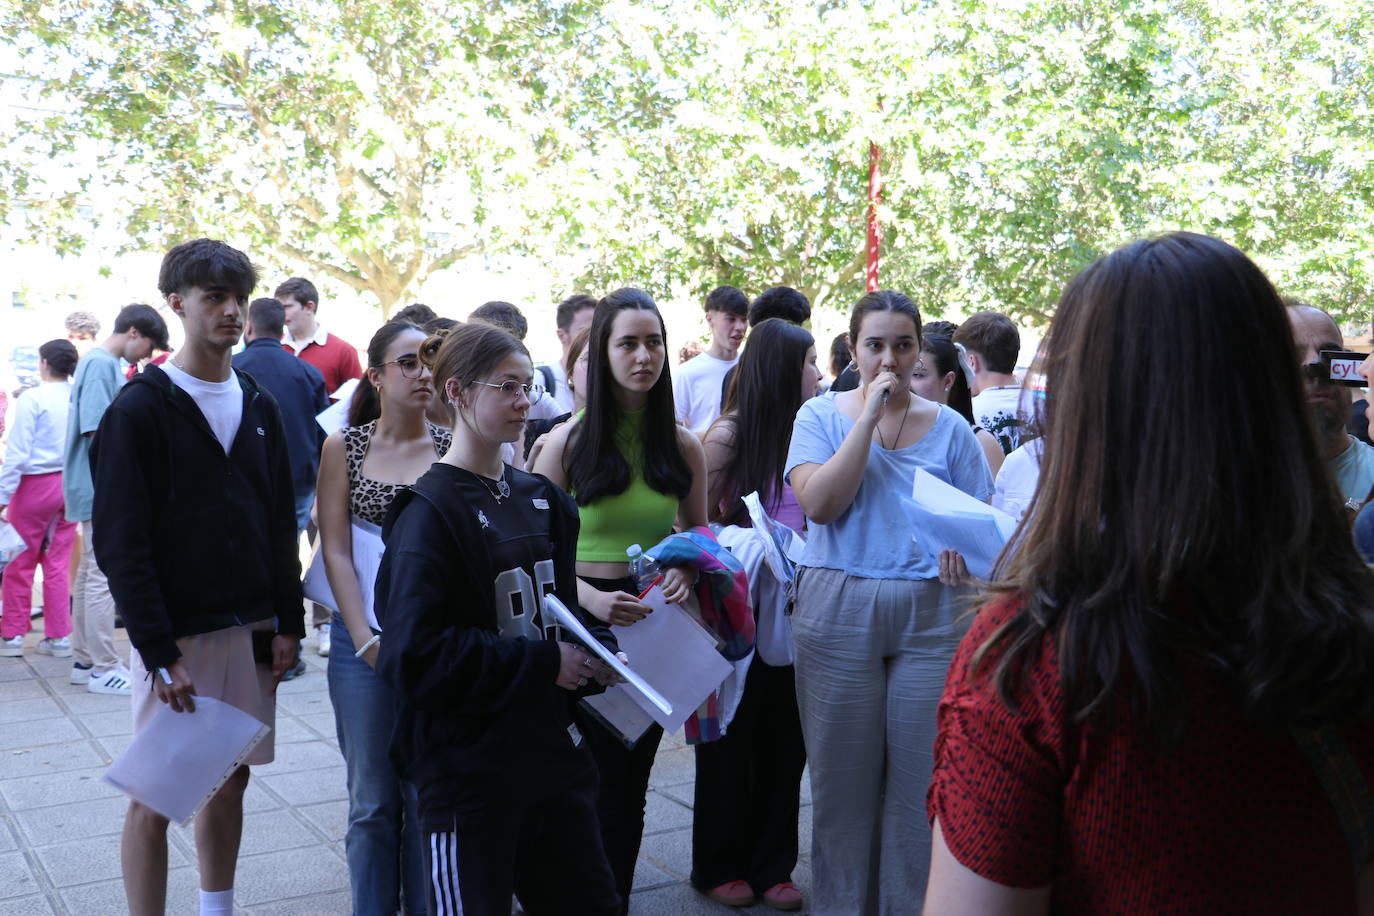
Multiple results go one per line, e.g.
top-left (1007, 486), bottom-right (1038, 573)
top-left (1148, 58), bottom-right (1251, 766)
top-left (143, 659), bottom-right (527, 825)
top-left (328, 613), bottom-right (428, 915)
top-left (294, 489), bottom-right (315, 534)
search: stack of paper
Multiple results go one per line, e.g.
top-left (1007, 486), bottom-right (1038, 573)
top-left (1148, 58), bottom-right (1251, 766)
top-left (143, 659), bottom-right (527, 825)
top-left (103, 696), bottom-right (270, 825)
top-left (908, 466), bottom-right (1018, 579)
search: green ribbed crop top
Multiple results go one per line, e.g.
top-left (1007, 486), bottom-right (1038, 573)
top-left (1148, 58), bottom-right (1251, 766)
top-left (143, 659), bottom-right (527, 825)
top-left (574, 409), bottom-right (680, 563)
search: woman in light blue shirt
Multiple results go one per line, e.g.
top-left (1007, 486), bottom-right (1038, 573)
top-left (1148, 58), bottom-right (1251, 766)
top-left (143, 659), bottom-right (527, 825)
top-left (785, 290), bottom-right (991, 915)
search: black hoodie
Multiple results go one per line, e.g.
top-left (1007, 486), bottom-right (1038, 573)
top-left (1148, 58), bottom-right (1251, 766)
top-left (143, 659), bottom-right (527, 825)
top-left (375, 462), bottom-right (617, 827)
top-left (89, 364), bottom-right (304, 671)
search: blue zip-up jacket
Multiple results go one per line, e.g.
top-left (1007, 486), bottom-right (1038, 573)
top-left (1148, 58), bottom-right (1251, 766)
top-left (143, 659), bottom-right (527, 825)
top-left (90, 363), bottom-right (304, 670)
top-left (232, 337), bottom-right (329, 503)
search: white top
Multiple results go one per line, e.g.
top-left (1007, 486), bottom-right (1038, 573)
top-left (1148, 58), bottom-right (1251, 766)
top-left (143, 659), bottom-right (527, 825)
top-left (163, 361), bottom-right (243, 454)
top-left (673, 351), bottom-right (736, 434)
top-left (992, 438), bottom-right (1044, 523)
top-left (0, 380), bottom-right (73, 502)
top-left (971, 385), bottom-right (1031, 455)
top-left (285, 322), bottom-right (329, 355)
top-left (527, 359), bottom-right (570, 422)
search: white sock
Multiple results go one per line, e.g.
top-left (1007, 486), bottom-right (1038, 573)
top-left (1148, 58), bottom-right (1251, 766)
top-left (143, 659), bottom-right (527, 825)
top-left (200, 888), bottom-right (233, 915)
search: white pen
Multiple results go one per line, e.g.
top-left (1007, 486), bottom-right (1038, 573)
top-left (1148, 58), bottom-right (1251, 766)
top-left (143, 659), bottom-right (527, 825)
top-left (157, 667), bottom-right (173, 685)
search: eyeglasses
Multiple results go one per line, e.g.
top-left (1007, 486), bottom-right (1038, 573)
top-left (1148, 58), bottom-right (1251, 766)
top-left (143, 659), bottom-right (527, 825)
top-left (381, 355), bottom-right (426, 379)
top-left (473, 379), bottom-right (545, 405)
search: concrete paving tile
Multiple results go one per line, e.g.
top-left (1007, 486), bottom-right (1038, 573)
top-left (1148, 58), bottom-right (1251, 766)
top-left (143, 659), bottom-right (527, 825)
top-left (627, 883), bottom-right (738, 915)
top-left (296, 800), bottom-right (347, 843)
top-left (0, 818), bottom-right (17, 852)
top-left (0, 679), bottom-right (49, 701)
top-left (0, 766), bottom-right (119, 811)
top-left (92, 733), bottom-right (131, 761)
top-left (33, 832), bottom-right (189, 887)
top-left (254, 739), bottom-right (342, 776)
top-left (0, 894), bottom-right (56, 914)
top-left (0, 741), bottom-right (107, 778)
top-left (41, 676), bottom-right (91, 696)
top-left (53, 690), bottom-right (135, 715)
top-left (0, 717), bottom-right (81, 752)
top-left (241, 779), bottom-right (285, 813)
top-left (74, 709), bottom-right (133, 738)
top-left (25, 656), bottom-right (73, 680)
top-left (648, 744), bottom-right (695, 787)
top-left (270, 714), bottom-right (320, 745)
top-left (631, 855), bottom-right (679, 892)
top-left (273, 689), bottom-right (334, 718)
top-left (247, 889), bottom-right (352, 915)
top-left (0, 662), bottom-right (35, 682)
top-left (61, 866), bottom-right (201, 915)
top-left (0, 850), bottom-right (43, 900)
top-left (15, 796), bottom-right (130, 846)
top-left (0, 697), bottom-right (65, 726)
top-left (258, 765), bottom-right (348, 806)
top-left (642, 790), bottom-right (694, 835)
top-left (656, 781), bottom-right (694, 809)
top-left (637, 827), bottom-right (692, 880)
top-left (235, 810), bottom-right (321, 856)
top-left (295, 712), bottom-right (340, 744)
top-left (233, 846), bottom-right (349, 906)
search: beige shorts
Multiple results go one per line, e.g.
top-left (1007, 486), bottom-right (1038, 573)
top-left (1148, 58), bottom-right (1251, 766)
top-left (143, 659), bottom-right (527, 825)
top-left (130, 619), bottom-right (277, 766)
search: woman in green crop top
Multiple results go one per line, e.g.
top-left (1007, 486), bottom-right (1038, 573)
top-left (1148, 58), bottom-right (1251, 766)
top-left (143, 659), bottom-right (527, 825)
top-left (534, 287), bottom-right (707, 914)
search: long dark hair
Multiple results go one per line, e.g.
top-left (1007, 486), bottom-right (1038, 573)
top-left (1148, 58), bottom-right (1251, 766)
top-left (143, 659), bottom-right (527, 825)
top-left (976, 232), bottom-right (1374, 741)
top-left (714, 319), bottom-right (814, 525)
top-left (920, 332), bottom-right (974, 423)
top-left (348, 320), bottom-right (422, 427)
top-left (566, 288), bottom-right (691, 505)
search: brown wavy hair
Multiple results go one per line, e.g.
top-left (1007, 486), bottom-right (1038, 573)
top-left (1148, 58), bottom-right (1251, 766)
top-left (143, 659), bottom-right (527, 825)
top-left (976, 232), bottom-right (1374, 743)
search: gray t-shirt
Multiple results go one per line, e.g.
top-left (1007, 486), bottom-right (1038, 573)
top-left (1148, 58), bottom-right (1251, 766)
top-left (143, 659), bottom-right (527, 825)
top-left (63, 348), bottom-right (125, 522)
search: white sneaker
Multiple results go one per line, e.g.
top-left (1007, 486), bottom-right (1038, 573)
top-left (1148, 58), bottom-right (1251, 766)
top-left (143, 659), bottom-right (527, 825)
top-left (0, 635), bottom-right (22, 657)
top-left (36, 637), bottom-right (72, 658)
top-left (316, 624), bottom-right (331, 657)
top-left (70, 662), bottom-right (93, 684)
top-left (88, 664), bottom-right (133, 696)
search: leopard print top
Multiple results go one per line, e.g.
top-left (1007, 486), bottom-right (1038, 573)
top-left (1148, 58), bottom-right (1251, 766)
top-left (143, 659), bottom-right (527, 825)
top-left (344, 419), bottom-right (452, 525)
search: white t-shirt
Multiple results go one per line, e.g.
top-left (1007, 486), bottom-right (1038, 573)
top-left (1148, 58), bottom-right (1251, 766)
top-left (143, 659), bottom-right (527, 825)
top-left (971, 385), bottom-right (1030, 455)
top-left (673, 352), bottom-right (736, 434)
top-left (527, 360), bottom-right (570, 422)
top-left (163, 361), bottom-right (243, 454)
top-left (992, 438), bottom-right (1043, 523)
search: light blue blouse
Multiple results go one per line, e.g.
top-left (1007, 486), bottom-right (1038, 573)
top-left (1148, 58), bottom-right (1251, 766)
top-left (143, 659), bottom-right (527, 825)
top-left (784, 393), bottom-right (993, 580)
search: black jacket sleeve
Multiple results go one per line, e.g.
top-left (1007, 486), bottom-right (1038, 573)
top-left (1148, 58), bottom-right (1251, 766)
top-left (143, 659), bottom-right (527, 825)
top-left (90, 394), bottom-right (179, 668)
top-left (375, 493), bottom-right (562, 714)
top-left (260, 393), bottom-right (305, 636)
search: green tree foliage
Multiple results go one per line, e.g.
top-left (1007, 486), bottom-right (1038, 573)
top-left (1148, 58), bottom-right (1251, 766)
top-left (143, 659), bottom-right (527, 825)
top-left (4, 0), bottom-right (1373, 325)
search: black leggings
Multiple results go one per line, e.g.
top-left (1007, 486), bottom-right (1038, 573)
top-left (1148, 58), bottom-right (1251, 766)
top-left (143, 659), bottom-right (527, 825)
top-left (576, 575), bottom-right (664, 915)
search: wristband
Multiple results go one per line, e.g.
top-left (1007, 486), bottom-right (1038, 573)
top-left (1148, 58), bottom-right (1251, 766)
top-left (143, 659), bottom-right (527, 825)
top-left (355, 634), bottom-right (380, 658)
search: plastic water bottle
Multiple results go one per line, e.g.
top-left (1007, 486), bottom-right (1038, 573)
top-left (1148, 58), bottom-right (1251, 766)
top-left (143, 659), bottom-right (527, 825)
top-left (625, 543), bottom-right (662, 594)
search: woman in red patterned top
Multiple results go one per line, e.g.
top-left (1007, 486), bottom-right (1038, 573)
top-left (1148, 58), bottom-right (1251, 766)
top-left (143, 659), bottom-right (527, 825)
top-left (925, 232), bottom-right (1374, 914)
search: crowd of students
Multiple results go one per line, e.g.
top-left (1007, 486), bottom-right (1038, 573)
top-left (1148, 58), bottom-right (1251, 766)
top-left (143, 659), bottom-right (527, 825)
top-left (4, 229), bottom-right (1372, 916)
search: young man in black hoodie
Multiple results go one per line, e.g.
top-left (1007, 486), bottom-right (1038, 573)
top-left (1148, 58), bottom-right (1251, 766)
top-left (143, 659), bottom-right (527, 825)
top-left (92, 239), bottom-right (303, 916)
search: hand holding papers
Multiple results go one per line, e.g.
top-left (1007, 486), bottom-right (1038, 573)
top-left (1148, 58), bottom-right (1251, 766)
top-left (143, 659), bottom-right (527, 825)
top-left (103, 696), bottom-right (270, 825)
top-left (908, 466), bottom-right (1018, 579)
top-left (543, 595), bottom-right (672, 716)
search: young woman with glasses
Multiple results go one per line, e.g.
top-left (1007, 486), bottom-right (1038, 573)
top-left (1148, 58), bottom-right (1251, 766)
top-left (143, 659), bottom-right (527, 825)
top-left (533, 288), bottom-right (708, 914)
top-left (375, 320), bottom-right (622, 914)
top-left (316, 319), bottom-right (449, 914)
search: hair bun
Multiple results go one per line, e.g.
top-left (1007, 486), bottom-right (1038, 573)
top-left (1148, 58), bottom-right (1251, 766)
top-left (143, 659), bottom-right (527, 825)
top-left (419, 331), bottom-right (449, 370)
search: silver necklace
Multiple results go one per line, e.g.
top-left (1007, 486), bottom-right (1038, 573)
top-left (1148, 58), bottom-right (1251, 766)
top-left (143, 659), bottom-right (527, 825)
top-left (477, 471), bottom-right (510, 503)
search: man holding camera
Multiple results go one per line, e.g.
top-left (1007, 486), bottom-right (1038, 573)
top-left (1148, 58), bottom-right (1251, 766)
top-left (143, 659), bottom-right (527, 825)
top-left (92, 239), bottom-right (303, 916)
top-left (1287, 302), bottom-right (1374, 505)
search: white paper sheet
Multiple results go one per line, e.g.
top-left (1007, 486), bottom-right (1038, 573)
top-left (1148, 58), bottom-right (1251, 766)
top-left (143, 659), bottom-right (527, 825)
top-left (543, 595), bottom-right (673, 716)
top-left (301, 517), bottom-right (386, 631)
top-left (599, 586), bottom-right (733, 734)
top-left (582, 686), bottom-right (657, 746)
top-left (908, 466), bottom-right (1019, 579)
top-left (102, 696), bottom-right (270, 825)
top-left (314, 378), bottom-right (360, 438)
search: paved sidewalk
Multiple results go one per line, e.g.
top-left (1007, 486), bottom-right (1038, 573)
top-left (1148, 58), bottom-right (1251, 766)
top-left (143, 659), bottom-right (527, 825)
top-left (0, 628), bottom-right (812, 914)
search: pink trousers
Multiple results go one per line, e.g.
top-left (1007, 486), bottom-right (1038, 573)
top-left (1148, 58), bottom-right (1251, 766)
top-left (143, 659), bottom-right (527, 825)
top-left (2, 472), bottom-right (76, 639)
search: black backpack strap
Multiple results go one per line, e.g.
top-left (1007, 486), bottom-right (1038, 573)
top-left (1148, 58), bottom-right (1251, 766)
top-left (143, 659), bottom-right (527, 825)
top-left (538, 364), bottom-right (557, 397)
top-left (1291, 726), bottom-right (1374, 875)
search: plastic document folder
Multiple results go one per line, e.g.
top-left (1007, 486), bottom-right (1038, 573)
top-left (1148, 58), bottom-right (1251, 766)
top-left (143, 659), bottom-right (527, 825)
top-left (908, 466), bottom-right (1019, 579)
top-left (102, 696), bottom-right (270, 825)
top-left (576, 586), bottom-right (733, 744)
